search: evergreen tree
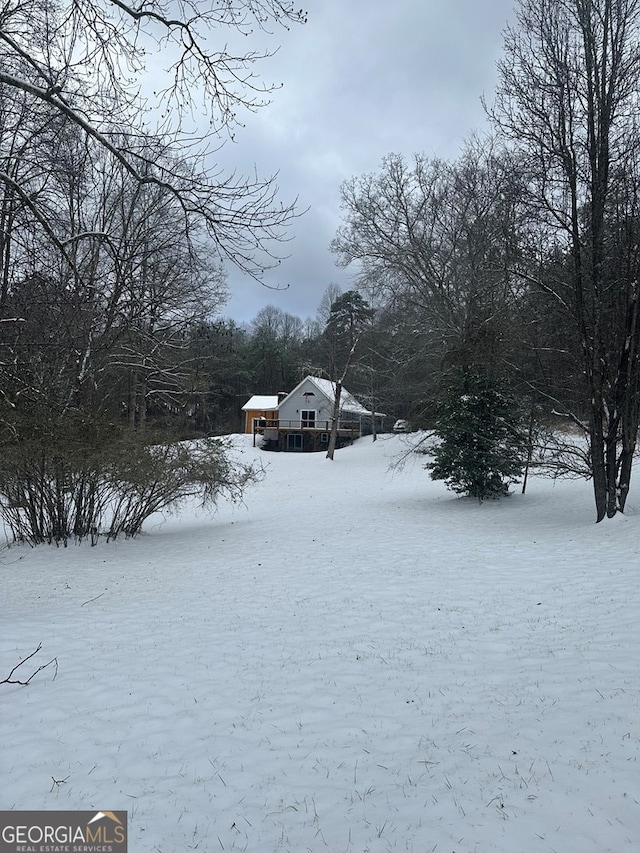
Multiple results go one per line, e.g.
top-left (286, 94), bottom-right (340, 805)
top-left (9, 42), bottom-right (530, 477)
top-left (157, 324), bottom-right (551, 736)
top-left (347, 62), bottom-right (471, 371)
top-left (322, 290), bottom-right (373, 459)
top-left (323, 290), bottom-right (373, 374)
top-left (428, 373), bottom-right (528, 501)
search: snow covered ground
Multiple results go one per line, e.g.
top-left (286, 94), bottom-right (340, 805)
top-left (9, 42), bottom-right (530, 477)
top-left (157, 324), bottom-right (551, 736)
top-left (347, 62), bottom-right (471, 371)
top-left (2, 434), bottom-right (639, 852)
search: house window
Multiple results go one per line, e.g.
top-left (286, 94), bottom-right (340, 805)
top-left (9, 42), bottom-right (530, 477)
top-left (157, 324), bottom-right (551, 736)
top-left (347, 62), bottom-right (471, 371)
top-left (301, 409), bottom-right (316, 428)
top-left (320, 432), bottom-right (329, 443)
top-left (287, 433), bottom-right (303, 451)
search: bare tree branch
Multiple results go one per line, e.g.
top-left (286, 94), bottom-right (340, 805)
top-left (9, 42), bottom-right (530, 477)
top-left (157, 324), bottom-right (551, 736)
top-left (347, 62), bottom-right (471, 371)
top-left (1, 643), bottom-right (58, 685)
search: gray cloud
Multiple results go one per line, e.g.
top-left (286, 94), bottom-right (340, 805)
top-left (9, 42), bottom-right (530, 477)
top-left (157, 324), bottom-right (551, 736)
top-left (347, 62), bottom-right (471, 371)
top-left (213, 0), bottom-right (517, 323)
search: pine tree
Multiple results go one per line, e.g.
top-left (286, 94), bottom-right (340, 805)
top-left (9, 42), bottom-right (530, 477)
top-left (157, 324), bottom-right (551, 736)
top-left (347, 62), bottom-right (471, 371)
top-left (428, 374), bottom-right (528, 501)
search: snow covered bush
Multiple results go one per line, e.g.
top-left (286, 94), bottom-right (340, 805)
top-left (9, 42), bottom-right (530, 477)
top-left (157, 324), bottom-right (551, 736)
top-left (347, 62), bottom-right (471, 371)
top-left (428, 373), bottom-right (529, 501)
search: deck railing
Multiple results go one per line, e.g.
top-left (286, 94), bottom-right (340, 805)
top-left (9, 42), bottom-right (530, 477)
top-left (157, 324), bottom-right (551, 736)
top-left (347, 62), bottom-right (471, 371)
top-left (254, 418), bottom-right (360, 433)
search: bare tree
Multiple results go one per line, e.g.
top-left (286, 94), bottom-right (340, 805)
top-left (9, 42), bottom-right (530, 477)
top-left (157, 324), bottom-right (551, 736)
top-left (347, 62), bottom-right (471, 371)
top-left (1, 129), bottom-right (227, 422)
top-left (0, 0), bottom-right (306, 277)
top-left (491, 0), bottom-right (640, 520)
top-left (249, 304), bottom-right (306, 391)
top-left (315, 283), bottom-right (344, 327)
top-left (331, 142), bottom-right (533, 440)
top-left (332, 143), bottom-right (529, 368)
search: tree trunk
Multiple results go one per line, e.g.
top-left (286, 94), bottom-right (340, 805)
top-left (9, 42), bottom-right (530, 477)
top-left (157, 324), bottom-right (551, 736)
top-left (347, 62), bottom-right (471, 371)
top-left (618, 441), bottom-right (635, 513)
top-left (326, 380), bottom-right (342, 460)
top-left (128, 369), bottom-right (138, 428)
top-left (590, 406), bottom-right (608, 523)
top-left (521, 399), bottom-right (536, 495)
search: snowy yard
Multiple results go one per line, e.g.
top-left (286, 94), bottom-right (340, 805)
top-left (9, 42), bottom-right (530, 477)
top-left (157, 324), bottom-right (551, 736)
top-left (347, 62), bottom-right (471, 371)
top-left (2, 434), bottom-right (639, 852)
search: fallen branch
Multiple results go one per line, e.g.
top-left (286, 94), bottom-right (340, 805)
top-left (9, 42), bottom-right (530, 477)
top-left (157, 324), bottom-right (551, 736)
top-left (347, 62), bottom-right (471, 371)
top-left (50, 775), bottom-right (70, 792)
top-left (81, 592), bottom-right (105, 607)
top-left (1, 643), bottom-right (58, 685)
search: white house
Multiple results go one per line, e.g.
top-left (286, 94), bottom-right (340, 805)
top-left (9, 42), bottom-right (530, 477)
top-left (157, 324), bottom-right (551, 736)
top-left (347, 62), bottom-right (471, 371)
top-left (244, 375), bottom-right (385, 451)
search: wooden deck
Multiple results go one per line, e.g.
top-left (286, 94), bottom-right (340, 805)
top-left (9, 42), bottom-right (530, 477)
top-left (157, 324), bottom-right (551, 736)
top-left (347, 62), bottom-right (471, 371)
top-left (252, 418), bottom-right (360, 451)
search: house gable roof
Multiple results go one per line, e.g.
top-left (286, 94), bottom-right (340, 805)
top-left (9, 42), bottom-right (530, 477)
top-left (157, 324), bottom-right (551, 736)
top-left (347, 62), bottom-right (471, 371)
top-left (281, 375), bottom-right (372, 416)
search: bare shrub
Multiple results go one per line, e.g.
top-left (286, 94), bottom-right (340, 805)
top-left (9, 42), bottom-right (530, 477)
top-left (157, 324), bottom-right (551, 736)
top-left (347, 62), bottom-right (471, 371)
top-left (0, 413), bottom-right (261, 545)
top-left (530, 428), bottom-right (593, 481)
top-left (104, 436), bottom-right (261, 541)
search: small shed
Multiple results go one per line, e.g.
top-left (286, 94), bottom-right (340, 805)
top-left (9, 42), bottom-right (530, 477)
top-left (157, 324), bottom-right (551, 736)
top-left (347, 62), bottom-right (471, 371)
top-left (241, 395), bottom-right (279, 434)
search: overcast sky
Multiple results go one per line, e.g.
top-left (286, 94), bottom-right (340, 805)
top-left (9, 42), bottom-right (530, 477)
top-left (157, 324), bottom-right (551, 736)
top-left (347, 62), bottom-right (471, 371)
top-left (215, 0), bottom-right (517, 325)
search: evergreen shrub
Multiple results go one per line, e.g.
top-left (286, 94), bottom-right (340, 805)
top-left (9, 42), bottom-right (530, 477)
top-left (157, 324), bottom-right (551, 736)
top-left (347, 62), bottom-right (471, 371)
top-left (428, 373), bottom-right (528, 501)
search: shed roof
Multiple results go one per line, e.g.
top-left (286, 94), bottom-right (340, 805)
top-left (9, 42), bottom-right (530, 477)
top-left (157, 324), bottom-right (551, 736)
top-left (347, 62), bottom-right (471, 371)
top-left (241, 395), bottom-right (279, 412)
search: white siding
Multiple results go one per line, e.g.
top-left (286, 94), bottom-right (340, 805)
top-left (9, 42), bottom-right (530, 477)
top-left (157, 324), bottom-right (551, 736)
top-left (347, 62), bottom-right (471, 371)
top-left (278, 378), bottom-right (333, 426)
